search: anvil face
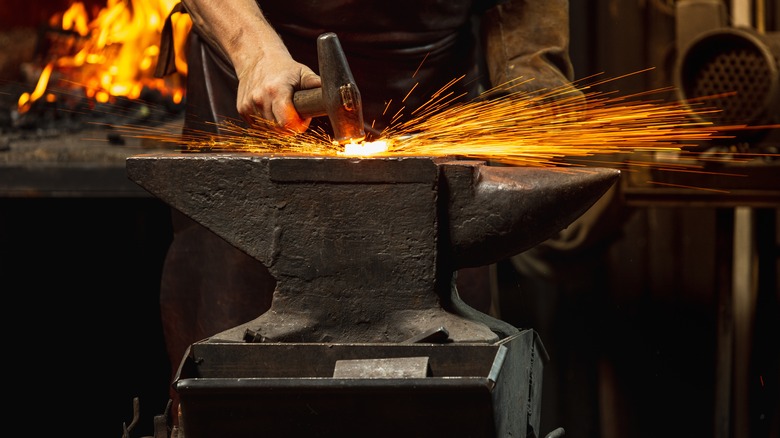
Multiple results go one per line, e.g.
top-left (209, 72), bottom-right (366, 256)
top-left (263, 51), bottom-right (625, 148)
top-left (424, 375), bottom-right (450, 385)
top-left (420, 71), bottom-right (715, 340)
top-left (126, 154), bottom-right (618, 343)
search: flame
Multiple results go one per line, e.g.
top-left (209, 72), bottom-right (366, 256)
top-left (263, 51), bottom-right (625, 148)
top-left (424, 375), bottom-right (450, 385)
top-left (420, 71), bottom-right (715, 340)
top-left (18, 0), bottom-right (191, 113)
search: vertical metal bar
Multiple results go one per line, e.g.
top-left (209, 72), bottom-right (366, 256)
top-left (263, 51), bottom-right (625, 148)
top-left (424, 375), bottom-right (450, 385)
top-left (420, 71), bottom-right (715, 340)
top-left (756, 0), bottom-right (766, 33)
top-left (733, 206), bottom-right (758, 438)
top-left (714, 207), bottom-right (735, 438)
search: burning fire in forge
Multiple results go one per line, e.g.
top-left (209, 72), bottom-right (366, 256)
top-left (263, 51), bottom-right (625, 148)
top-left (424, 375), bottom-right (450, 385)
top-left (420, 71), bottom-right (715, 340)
top-left (16, 0), bottom-right (190, 118)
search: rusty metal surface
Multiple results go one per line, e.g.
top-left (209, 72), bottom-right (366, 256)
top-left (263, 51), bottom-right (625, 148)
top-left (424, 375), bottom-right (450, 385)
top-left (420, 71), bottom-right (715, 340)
top-left (127, 153), bottom-right (619, 345)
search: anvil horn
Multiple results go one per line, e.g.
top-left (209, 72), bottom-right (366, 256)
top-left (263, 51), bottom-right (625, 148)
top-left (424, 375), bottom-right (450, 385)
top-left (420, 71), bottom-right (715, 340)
top-left (441, 160), bottom-right (620, 268)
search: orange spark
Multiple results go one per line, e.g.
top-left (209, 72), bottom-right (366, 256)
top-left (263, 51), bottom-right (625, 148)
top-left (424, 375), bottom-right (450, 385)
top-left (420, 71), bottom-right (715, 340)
top-left (115, 71), bottom-right (778, 181)
top-left (645, 181), bottom-right (732, 194)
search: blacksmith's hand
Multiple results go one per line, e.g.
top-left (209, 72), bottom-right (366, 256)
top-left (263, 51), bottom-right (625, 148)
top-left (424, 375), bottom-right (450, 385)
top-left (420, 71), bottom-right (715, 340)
top-left (235, 48), bottom-right (321, 133)
top-left (182, 0), bottom-right (321, 134)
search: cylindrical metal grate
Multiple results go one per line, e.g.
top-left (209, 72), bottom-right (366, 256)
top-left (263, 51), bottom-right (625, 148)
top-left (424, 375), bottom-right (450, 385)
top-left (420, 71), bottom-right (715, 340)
top-left (676, 27), bottom-right (780, 129)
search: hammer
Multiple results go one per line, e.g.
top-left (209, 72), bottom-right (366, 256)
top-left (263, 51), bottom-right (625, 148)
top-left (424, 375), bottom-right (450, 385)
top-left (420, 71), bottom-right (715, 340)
top-left (292, 33), bottom-right (366, 145)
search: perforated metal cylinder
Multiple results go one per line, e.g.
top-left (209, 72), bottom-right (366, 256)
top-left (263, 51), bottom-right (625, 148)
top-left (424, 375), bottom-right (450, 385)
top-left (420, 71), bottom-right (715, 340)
top-left (675, 27), bottom-right (780, 131)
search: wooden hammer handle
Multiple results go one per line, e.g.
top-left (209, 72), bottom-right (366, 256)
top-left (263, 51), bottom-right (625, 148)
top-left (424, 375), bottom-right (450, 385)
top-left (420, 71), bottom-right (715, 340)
top-left (293, 88), bottom-right (327, 119)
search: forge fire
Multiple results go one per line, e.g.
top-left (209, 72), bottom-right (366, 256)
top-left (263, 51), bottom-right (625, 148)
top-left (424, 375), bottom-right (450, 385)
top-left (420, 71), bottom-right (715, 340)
top-left (18, 0), bottom-right (189, 112)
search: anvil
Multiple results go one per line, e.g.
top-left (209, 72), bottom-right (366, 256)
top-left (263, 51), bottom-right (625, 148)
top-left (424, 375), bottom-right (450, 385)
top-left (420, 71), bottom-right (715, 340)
top-left (126, 154), bottom-right (619, 344)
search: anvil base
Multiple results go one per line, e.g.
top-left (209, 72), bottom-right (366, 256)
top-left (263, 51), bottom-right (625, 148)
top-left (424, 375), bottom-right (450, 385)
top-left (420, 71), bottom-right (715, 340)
top-left (174, 330), bottom-right (545, 437)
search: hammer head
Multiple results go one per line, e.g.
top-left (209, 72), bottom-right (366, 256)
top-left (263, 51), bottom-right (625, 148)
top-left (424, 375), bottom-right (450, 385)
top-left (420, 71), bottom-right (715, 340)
top-left (293, 33), bottom-right (366, 144)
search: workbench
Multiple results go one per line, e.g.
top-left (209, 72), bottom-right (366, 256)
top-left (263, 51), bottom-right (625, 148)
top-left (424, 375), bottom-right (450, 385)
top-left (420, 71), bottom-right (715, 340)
top-left (0, 125), bottom-right (176, 197)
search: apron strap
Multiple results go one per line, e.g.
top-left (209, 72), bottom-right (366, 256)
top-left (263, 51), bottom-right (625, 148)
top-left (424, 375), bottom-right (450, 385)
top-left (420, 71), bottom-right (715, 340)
top-left (155, 2), bottom-right (186, 78)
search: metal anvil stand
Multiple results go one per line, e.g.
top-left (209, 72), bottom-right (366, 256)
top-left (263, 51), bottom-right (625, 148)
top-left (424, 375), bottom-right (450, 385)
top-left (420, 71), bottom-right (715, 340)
top-left (126, 154), bottom-right (619, 438)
